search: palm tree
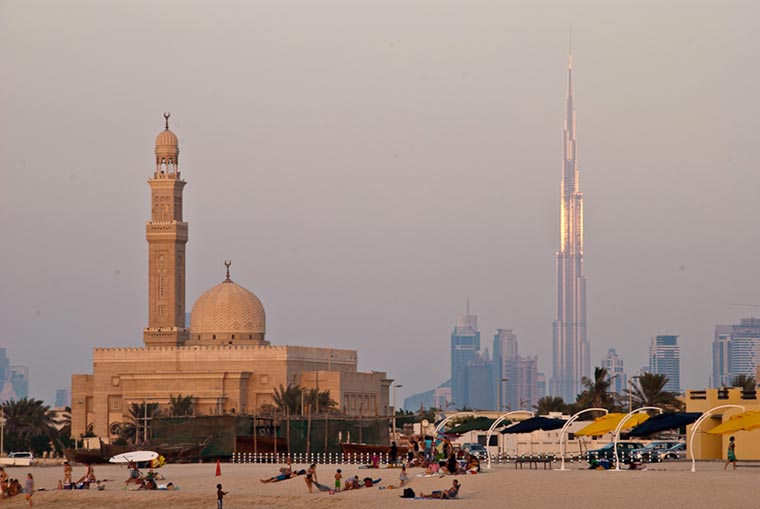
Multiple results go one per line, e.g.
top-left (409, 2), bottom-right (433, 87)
top-left (120, 402), bottom-right (163, 444)
top-left (304, 388), bottom-right (338, 413)
top-left (577, 367), bottom-right (617, 411)
top-left (272, 384), bottom-right (302, 414)
top-left (534, 396), bottom-right (568, 415)
top-left (731, 374), bottom-right (756, 391)
top-left (624, 372), bottom-right (683, 411)
top-left (1, 398), bottom-right (60, 454)
top-left (169, 394), bottom-right (195, 417)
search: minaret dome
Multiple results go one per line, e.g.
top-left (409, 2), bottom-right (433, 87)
top-left (155, 112), bottom-right (180, 177)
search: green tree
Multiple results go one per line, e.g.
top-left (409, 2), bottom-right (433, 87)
top-left (1, 398), bottom-right (60, 455)
top-left (272, 384), bottom-right (303, 414)
top-left (534, 396), bottom-right (568, 415)
top-left (304, 388), bottom-right (338, 413)
top-left (576, 367), bottom-right (617, 411)
top-left (120, 402), bottom-right (163, 444)
top-left (169, 394), bottom-right (195, 417)
top-left (731, 374), bottom-right (757, 391)
top-left (624, 372), bottom-right (683, 411)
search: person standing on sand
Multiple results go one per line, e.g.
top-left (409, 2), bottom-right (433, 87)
top-left (724, 436), bottom-right (737, 470)
top-left (304, 464), bottom-right (317, 493)
top-left (216, 483), bottom-right (227, 509)
top-left (24, 474), bottom-right (34, 506)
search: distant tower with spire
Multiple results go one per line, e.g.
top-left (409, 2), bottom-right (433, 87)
top-left (450, 299), bottom-right (480, 410)
top-left (550, 53), bottom-right (590, 402)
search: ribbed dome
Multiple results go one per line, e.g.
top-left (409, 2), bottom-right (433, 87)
top-left (189, 275), bottom-right (266, 343)
top-left (156, 129), bottom-right (179, 147)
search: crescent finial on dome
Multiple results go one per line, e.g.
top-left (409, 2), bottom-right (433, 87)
top-left (224, 260), bottom-right (232, 282)
top-left (163, 112), bottom-right (171, 130)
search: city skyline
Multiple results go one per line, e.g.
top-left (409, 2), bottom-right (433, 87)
top-left (1, 2), bottom-right (758, 404)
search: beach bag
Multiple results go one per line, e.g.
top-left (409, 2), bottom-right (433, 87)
top-left (402, 488), bottom-right (415, 498)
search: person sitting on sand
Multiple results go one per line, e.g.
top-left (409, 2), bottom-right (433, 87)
top-left (63, 462), bottom-right (72, 486)
top-left (125, 461), bottom-right (142, 485)
top-left (423, 462), bottom-right (440, 475)
top-left (421, 479), bottom-right (460, 500)
top-left (465, 453), bottom-right (480, 473)
top-left (77, 464), bottom-right (96, 487)
top-left (444, 453), bottom-right (459, 475)
top-left (344, 476), bottom-right (360, 490)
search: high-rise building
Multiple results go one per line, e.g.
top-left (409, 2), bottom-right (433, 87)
top-left (713, 318), bottom-right (760, 387)
top-left (649, 335), bottom-right (680, 393)
top-left (493, 329), bottom-right (518, 412)
top-left (551, 54), bottom-right (590, 402)
top-left (0, 348), bottom-right (9, 383)
top-left (464, 351), bottom-right (493, 411)
top-left (55, 388), bottom-right (71, 408)
top-left (492, 329), bottom-right (541, 412)
top-left (713, 324), bottom-right (733, 387)
top-left (601, 348), bottom-right (627, 395)
top-left (10, 366), bottom-right (29, 400)
top-left (451, 301), bottom-right (480, 409)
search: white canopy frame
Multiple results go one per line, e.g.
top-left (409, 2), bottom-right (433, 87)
top-left (611, 406), bottom-right (663, 471)
top-left (689, 404), bottom-right (745, 472)
top-left (555, 407), bottom-right (609, 471)
top-left (484, 410), bottom-right (534, 469)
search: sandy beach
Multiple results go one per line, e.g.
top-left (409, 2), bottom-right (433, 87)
top-left (0, 460), bottom-right (756, 508)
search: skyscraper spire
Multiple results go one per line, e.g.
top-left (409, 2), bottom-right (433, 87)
top-left (551, 52), bottom-right (589, 403)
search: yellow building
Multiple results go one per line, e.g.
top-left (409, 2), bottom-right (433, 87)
top-left (685, 388), bottom-right (760, 460)
top-left (72, 115), bottom-right (391, 442)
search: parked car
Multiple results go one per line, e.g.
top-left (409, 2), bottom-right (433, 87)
top-left (461, 443), bottom-right (488, 460)
top-left (630, 441), bottom-right (683, 462)
top-left (661, 442), bottom-right (687, 460)
top-left (0, 452), bottom-right (33, 467)
top-left (586, 441), bottom-right (644, 464)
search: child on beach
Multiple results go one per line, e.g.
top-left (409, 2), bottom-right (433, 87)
top-left (216, 483), bottom-right (228, 509)
top-left (24, 474), bottom-right (34, 507)
top-left (334, 469), bottom-right (342, 492)
top-left (399, 465), bottom-right (409, 486)
top-left (724, 436), bottom-right (737, 470)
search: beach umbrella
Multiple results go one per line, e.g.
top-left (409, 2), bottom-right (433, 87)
top-left (500, 416), bottom-right (566, 434)
top-left (448, 417), bottom-right (498, 434)
top-left (574, 412), bottom-right (650, 437)
top-left (628, 412), bottom-right (702, 437)
top-left (707, 410), bottom-right (760, 435)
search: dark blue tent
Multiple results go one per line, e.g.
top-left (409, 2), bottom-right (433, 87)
top-left (500, 416), bottom-right (567, 434)
top-left (628, 412), bottom-right (702, 437)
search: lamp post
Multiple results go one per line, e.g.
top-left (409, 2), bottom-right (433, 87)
top-left (392, 384), bottom-right (403, 443)
top-left (499, 378), bottom-right (508, 412)
top-left (0, 411), bottom-right (4, 456)
top-left (628, 375), bottom-right (640, 413)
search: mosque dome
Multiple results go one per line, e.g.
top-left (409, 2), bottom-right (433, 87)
top-left (189, 261), bottom-right (267, 345)
top-left (155, 128), bottom-right (179, 147)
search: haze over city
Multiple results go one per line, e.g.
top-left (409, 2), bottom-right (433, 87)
top-left (1, 1), bottom-right (758, 405)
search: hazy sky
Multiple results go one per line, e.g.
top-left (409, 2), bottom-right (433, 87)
top-left (1, 1), bottom-right (758, 405)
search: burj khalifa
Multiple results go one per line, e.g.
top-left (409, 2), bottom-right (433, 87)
top-left (550, 54), bottom-right (590, 403)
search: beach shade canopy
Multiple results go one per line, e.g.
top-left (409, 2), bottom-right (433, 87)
top-left (574, 412), bottom-right (650, 437)
top-left (448, 417), bottom-right (498, 434)
top-left (628, 412), bottom-right (702, 437)
top-left (707, 410), bottom-right (760, 435)
top-left (500, 416), bottom-right (567, 434)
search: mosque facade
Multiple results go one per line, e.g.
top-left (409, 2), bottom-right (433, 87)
top-left (71, 115), bottom-right (391, 441)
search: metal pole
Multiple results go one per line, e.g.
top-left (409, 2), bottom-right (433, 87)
top-left (143, 399), bottom-right (148, 444)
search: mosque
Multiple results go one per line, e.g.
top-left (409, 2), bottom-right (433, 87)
top-left (71, 115), bottom-right (391, 441)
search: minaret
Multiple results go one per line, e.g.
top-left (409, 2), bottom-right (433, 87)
top-left (550, 55), bottom-right (590, 402)
top-left (143, 113), bottom-right (189, 346)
